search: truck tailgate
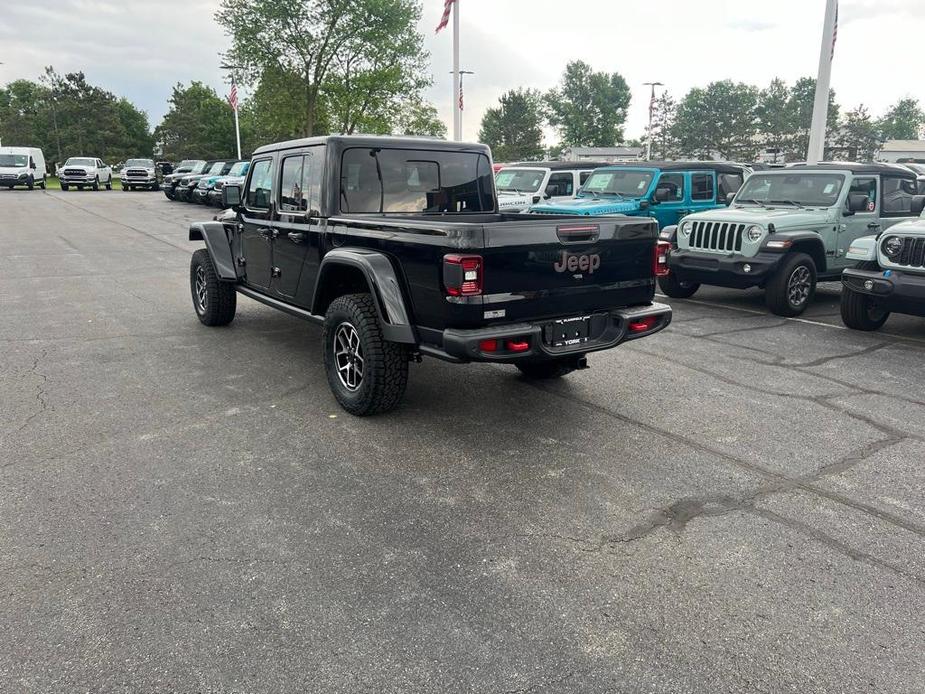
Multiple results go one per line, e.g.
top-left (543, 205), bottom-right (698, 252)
top-left (478, 216), bottom-right (658, 323)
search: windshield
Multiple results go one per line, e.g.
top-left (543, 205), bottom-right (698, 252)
top-left (0, 154), bottom-right (28, 167)
top-left (207, 162), bottom-right (226, 175)
top-left (125, 159), bottom-right (154, 167)
top-left (495, 168), bottom-right (545, 194)
top-left (579, 170), bottom-right (654, 198)
top-left (228, 161), bottom-right (248, 176)
top-left (65, 158), bottom-right (96, 167)
top-left (189, 161), bottom-right (210, 174)
top-left (736, 173), bottom-right (845, 207)
top-left (340, 147), bottom-right (494, 214)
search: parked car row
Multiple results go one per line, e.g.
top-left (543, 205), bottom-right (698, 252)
top-left (162, 159), bottom-right (248, 206)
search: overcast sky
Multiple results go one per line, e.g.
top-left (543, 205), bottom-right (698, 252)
top-left (1, 0), bottom-right (923, 145)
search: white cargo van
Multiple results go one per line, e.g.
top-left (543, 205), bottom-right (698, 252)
top-left (0, 146), bottom-right (47, 190)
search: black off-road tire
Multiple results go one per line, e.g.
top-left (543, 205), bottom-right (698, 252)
top-left (840, 262), bottom-right (890, 331)
top-left (39, 176), bottom-right (46, 190)
top-left (61, 182), bottom-right (69, 191)
top-left (323, 293), bottom-right (409, 416)
top-left (658, 272), bottom-right (700, 299)
top-left (105, 176), bottom-right (112, 190)
top-left (123, 184), bottom-right (131, 192)
top-left (27, 175), bottom-right (34, 190)
top-left (190, 249), bottom-right (236, 327)
top-left (517, 358), bottom-right (581, 380)
top-left (92, 177), bottom-right (100, 191)
top-left (766, 252), bottom-right (816, 317)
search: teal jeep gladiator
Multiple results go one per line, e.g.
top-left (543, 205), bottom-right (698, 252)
top-left (660, 164), bottom-right (920, 316)
top-left (840, 196), bottom-right (925, 330)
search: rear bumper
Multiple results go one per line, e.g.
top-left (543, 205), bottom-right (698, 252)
top-left (669, 249), bottom-right (783, 289)
top-left (842, 267), bottom-right (925, 317)
top-left (429, 303), bottom-right (672, 363)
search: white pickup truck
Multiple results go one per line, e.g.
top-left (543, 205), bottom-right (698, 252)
top-left (59, 157), bottom-right (113, 191)
top-left (495, 162), bottom-right (606, 212)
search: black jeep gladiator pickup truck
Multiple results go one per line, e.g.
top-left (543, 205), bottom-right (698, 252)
top-left (188, 135), bottom-right (672, 415)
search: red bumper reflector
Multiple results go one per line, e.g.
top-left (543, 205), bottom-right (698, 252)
top-left (506, 339), bottom-right (530, 353)
top-left (628, 316), bottom-right (659, 333)
top-left (479, 339), bottom-right (498, 352)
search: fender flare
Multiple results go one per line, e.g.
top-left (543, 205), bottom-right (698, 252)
top-left (762, 231), bottom-right (829, 270)
top-left (189, 222), bottom-right (237, 281)
top-left (313, 248), bottom-right (416, 344)
top-left (845, 234), bottom-right (878, 262)
top-left (659, 224), bottom-right (679, 245)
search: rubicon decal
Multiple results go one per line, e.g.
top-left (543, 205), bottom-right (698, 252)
top-left (554, 250), bottom-right (601, 274)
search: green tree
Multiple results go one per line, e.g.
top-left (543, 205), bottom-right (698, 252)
top-left (217, 0), bottom-right (433, 138)
top-left (546, 60), bottom-right (631, 147)
top-left (782, 77), bottom-right (839, 160)
top-left (239, 67), bottom-right (324, 152)
top-left (642, 92), bottom-right (678, 160)
top-left (154, 82), bottom-right (236, 160)
top-left (478, 88), bottom-right (545, 162)
top-left (0, 79), bottom-right (50, 149)
top-left (878, 97), bottom-right (925, 141)
top-left (671, 80), bottom-right (760, 160)
top-left (114, 98), bottom-right (155, 160)
top-left (394, 98), bottom-right (446, 137)
top-left (832, 105), bottom-right (883, 161)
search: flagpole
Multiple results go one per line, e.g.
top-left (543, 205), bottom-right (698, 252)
top-left (807, 0), bottom-right (838, 164)
top-left (233, 107), bottom-right (241, 160)
top-left (452, 0), bottom-right (461, 141)
top-left (643, 81), bottom-right (664, 161)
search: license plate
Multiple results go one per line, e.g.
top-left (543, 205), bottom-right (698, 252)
top-left (544, 315), bottom-right (591, 347)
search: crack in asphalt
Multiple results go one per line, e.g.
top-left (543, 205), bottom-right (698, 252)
top-left (3, 349), bottom-right (50, 445)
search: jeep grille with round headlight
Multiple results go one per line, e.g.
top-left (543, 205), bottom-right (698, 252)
top-left (882, 236), bottom-right (904, 259)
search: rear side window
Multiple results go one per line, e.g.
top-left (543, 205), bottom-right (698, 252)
top-left (881, 176), bottom-right (917, 217)
top-left (246, 158), bottom-right (273, 209)
top-left (340, 147), bottom-right (494, 214)
top-left (718, 173), bottom-right (744, 199)
top-left (691, 173), bottom-right (715, 201)
top-left (279, 156), bottom-right (305, 212)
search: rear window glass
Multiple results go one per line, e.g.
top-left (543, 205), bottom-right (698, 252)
top-left (340, 148), bottom-right (494, 214)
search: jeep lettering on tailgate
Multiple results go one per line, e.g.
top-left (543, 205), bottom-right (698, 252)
top-left (554, 251), bottom-right (601, 274)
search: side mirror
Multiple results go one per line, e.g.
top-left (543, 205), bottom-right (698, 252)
top-left (654, 188), bottom-right (671, 203)
top-left (912, 195), bottom-right (925, 215)
top-left (726, 192), bottom-right (736, 206)
top-left (846, 193), bottom-right (869, 214)
top-left (545, 185), bottom-right (557, 198)
top-left (222, 184), bottom-right (243, 209)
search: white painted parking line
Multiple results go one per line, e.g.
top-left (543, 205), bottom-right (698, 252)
top-left (655, 293), bottom-right (925, 347)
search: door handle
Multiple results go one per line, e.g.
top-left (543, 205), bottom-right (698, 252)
top-left (287, 232), bottom-right (307, 243)
top-left (257, 227), bottom-right (277, 239)
top-left (867, 222), bottom-right (881, 229)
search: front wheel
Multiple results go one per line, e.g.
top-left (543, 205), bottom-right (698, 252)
top-left (105, 176), bottom-right (112, 190)
top-left (516, 358), bottom-right (583, 380)
top-left (61, 182), bottom-right (69, 191)
top-left (323, 293), bottom-right (409, 416)
top-left (190, 249), bottom-right (237, 326)
top-left (92, 177), bottom-right (100, 191)
top-left (841, 285), bottom-right (889, 331)
top-left (27, 175), bottom-right (34, 190)
top-left (766, 252), bottom-right (816, 317)
top-left (658, 273), bottom-right (700, 299)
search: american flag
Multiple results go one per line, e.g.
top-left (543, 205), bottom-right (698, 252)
top-left (436, 0), bottom-right (455, 33)
top-left (649, 90), bottom-right (656, 121)
top-left (227, 81), bottom-right (239, 112)
top-left (459, 78), bottom-right (464, 111)
top-left (831, 0), bottom-right (838, 60)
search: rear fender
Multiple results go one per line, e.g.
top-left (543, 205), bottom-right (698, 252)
top-left (312, 248), bottom-right (416, 344)
top-left (659, 224), bottom-right (679, 246)
top-left (189, 222), bottom-right (237, 281)
top-left (846, 235), bottom-right (878, 262)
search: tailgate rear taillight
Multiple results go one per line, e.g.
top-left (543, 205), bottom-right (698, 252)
top-left (654, 241), bottom-right (670, 277)
top-left (444, 254), bottom-right (483, 296)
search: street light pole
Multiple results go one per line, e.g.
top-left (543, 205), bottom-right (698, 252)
top-left (643, 82), bottom-right (664, 161)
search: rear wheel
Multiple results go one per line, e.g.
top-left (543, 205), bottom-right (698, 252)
top-left (39, 176), bottom-right (46, 190)
top-left (766, 252), bottom-right (816, 317)
top-left (105, 176), bottom-right (112, 190)
top-left (657, 273), bottom-right (700, 299)
top-left (517, 357), bottom-right (583, 380)
top-left (190, 249), bottom-right (237, 327)
top-left (323, 293), bottom-right (409, 416)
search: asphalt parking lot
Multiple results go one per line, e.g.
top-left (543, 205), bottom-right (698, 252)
top-left (2, 189), bottom-right (924, 693)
